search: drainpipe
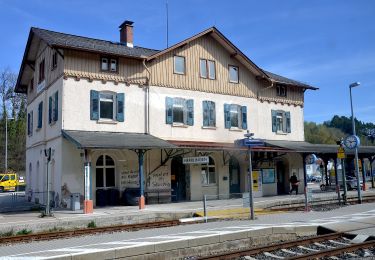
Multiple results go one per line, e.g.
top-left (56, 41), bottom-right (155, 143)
top-left (142, 59), bottom-right (151, 135)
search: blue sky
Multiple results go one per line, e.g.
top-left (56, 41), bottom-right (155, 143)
top-left (0, 0), bottom-right (374, 123)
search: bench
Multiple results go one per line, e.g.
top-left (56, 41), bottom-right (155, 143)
top-left (145, 189), bottom-right (175, 204)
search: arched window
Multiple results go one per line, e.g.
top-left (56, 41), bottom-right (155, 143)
top-left (96, 155), bottom-right (115, 188)
top-left (201, 157), bottom-right (216, 185)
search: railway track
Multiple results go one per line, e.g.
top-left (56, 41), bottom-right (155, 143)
top-left (199, 232), bottom-right (375, 259)
top-left (0, 219), bottom-right (180, 245)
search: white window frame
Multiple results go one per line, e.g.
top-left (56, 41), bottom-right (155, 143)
top-left (229, 104), bottom-right (242, 129)
top-left (201, 157), bottom-right (216, 186)
top-left (96, 155), bottom-right (116, 188)
top-left (200, 59), bottom-right (216, 80)
top-left (99, 92), bottom-right (116, 120)
top-left (229, 65), bottom-right (239, 83)
top-left (101, 58), bottom-right (108, 71)
top-left (276, 85), bottom-right (287, 97)
top-left (174, 56), bottom-right (185, 75)
top-left (110, 59), bottom-right (117, 72)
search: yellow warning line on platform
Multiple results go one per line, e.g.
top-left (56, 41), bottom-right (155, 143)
top-left (194, 208), bottom-right (286, 219)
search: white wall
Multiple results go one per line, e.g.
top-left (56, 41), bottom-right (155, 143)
top-left (148, 86), bottom-right (304, 143)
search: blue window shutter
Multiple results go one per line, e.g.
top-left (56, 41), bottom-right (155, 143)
top-left (54, 91), bottom-right (58, 121)
top-left (165, 97), bottom-right (173, 124)
top-left (90, 90), bottom-right (99, 120)
top-left (271, 110), bottom-right (277, 132)
top-left (210, 101), bottom-right (216, 127)
top-left (48, 96), bottom-right (52, 124)
top-left (27, 113), bottom-right (30, 135)
top-left (116, 93), bottom-right (125, 122)
top-left (286, 111), bottom-right (291, 133)
top-left (224, 104), bottom-right (231, 129)
top-left (186, 99), bottom-right (194, 126)
top-left (202, 101), bottom-right (209, 126)
top-left (241, 106), bottom-right (247, 130)
top-left (30, 111), bottom-right (33, 134)
top-left (38, 102), bottom-right (43, 128)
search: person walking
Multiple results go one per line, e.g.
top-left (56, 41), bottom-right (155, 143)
top-left (289, 173), bottom-right (299, 195)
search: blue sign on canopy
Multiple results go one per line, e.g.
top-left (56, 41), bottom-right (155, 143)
top-left (235, 138), bottom-right (265, 147)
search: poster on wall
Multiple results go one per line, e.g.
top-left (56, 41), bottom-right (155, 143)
top-left (262, 168), bottom-right (275, 184)
top-left (252, 170), bottom-right (261, 192)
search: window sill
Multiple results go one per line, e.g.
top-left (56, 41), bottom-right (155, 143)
top-left (97, 119), bottom-right (118, 124)
top-left (276, 131), bottom-right (288, 135)
top-left (202, 184), bottom-right (217, 187)
top-left (172, 123), bottom-right (188, 128)
top-left (36, 127), bottom-right (42, 132)
top-left (229, 127), bottom-right (243, 132)
top-left (49, 121), bottom-right (57, 126)
top-left (202, 126), bottom-right (216, 130)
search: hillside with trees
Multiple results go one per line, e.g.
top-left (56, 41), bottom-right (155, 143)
top-left (0, 68), bottom-right (26, 173)
top-left (305, 116), bottom-right (375, 145)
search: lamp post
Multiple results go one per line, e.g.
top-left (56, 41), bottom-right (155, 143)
top-left (244, 131), bottom-right (255, 220)
top-left (349, 82), bottom-right (362, 204)
top-left (5, 114), bottom-right (14, 174)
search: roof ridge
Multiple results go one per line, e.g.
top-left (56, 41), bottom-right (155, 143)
top-left (31, 27), bottom-right (158, 52)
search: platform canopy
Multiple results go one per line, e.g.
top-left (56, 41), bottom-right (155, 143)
top-left (265, 140), bottom-right (375, 156)
top-left (62, 130), bottom-right (177, 150)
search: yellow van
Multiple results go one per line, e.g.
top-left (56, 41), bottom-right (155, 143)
top-left (0, 172), bottom-right (26, 192)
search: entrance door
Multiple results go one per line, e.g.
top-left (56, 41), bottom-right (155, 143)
top-left (276, 161), bottom-right (286, 194)
top-left (229, 157), bottom-right (240, 194)
top-left (171, 156), bottom-right (186, 201)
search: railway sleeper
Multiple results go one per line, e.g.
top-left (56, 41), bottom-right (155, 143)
top-left (328, 239), bottom-right (350, 246)
top-left (314, 242), bottom-right (336, 249)
top-left (263, 252), bottom-right (284, 259)
top-left (297, 245), bottom-right (320, 252)
top-left (280, 249), bottom-right (302, 255)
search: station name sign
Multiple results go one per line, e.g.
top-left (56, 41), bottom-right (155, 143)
top-left (182, 156), bottom-right (209, 164)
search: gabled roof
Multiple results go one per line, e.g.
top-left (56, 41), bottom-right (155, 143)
top-left (15, 26), bottom-right (318, 93)
top-left (263, 70), bottom-right (318, 90)
top-left (32, 27), bottom-right (159, 58)
top-left (147, 27), bottom-right (270, 80)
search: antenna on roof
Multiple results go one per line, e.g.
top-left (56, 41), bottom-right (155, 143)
top-left (166, 0), bottom-right (169, 48)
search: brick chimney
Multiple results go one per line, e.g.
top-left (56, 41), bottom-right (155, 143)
top-left (119, 20), bottom-right (134, 48)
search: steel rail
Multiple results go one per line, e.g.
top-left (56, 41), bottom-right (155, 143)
top-left (198, 232), bottom-right (345, 259)
top-left (288, 239), bottom-right (375, 259)
top-left (0, 219), bottom-right (180, 244)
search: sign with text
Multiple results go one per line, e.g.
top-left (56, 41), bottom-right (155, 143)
top-left (337, 146), bottom-right (346, 159)
top-left (183, 156), bottom-right (209, 164)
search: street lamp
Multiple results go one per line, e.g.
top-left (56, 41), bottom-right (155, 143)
top-left (244, 130), bottom-right (255, 220)
top-left (5, 115), bottom-right (14, 173)
top-left (349, 82), bottom-right (362, 204)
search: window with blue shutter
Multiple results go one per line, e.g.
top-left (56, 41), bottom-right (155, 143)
top-left (186, 99), bottom-right (194, 126)
top-left (241, 106), bottom-right (247, 130)
top-left (90, 90), bottom-right (99, 120)
top-left (37, 102), bottom-right (43, 129)
top-left (27, 112), bottom-right (31, 135)
top-left (224, 104), bottom-right (231, 129)
top-left (203, 101), bottom-right (216, 127)
top-left (48, 96), bottom-right (52, 124)
top-left (116, 93), bottom-right (125, 122)
top-left (286, 112), bottom-right (291, 133)
top-left (54, 91), bottom-right (58, 122)
top-left (271, 110), bottom-right (277, 132)
top-left (272, 110), bottom-right (290, 134)
top-left (165, 97), bottom-right (173, 124)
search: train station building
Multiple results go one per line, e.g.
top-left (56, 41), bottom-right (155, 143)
top-left (15, 21), bottom-right (375, 211)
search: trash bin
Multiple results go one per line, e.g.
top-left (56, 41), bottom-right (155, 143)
top-left (122, 188), bottom-right (140, 206)
top-left (70, 193), bottom-right (80, 211)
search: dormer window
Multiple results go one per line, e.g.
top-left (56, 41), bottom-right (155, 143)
top-left (101, 57), bottom-right (118, 72)
top-left (276, 85), bottom-right (287, 97)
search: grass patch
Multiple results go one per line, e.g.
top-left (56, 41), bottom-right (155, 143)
top-left (0, 229), bottom-right (14, 237)
top-left (16, 229), bottom-right (32, 235)
top-left (87, 221), bottom-right (97, 228)
top-left (48, 226), bottom-right (64, 232)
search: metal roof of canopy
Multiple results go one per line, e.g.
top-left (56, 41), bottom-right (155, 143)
top-left (62, 130), bottom-right (177, 150)
top-left (265, 140), bottom-right (375, 155)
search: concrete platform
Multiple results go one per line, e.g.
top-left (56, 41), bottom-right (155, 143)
top-left (0, 189), bottom-right (374, 234)
top-left (1, 202), bottom-right (375, 259)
